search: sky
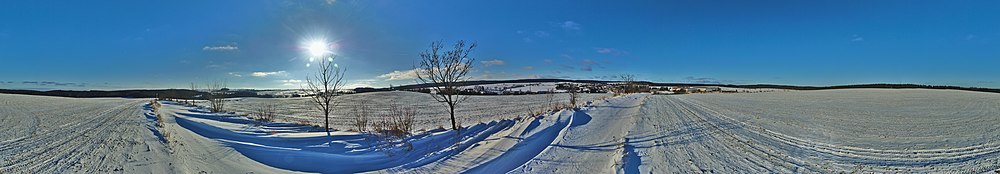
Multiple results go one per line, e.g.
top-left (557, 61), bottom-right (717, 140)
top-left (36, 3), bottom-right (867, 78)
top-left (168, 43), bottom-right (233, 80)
top-left (1, 0), bottom-right (999, 90)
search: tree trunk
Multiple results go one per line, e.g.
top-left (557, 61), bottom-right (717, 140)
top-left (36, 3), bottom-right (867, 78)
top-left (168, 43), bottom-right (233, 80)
top-left (448, 102), bottom-right (460, 146)
top-left (448, 103), bottom-right (457, 131)
top-left (325, 109), bottom-right (331, 137)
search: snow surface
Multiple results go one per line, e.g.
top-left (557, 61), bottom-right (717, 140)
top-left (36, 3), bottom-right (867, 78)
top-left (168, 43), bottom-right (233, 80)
top-left (4, 89), bottom-right (1000, 173)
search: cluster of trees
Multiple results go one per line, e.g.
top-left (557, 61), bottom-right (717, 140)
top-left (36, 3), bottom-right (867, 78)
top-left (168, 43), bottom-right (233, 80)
top-left (611, 74), bottom-right (642, 95)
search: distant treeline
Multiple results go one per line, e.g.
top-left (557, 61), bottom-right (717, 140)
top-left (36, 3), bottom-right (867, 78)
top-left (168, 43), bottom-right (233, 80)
top-left (714, 84), bottom-right (1000, 93)
top-left (2, 79), bottom-right (998, 98)
top-left (0, 89), bottom-right (274, 99)
top-left (391, 79), bottom-right (1000, 94)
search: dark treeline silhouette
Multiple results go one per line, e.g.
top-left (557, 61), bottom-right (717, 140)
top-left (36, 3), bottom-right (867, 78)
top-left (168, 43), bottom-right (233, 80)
top-left (0, 89), bottom-right (273, 99)
top-left (2, 79), bottom-right (999, 98)
top-left (390, 79), bottom-right (1000, 94)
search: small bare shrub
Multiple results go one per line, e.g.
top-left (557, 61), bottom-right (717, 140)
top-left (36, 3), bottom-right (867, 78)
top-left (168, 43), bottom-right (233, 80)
top-left (150, 100), bottom-right (164, 128)
top-left (371, 103), bottom-right (418, 154)
top-left (373, 104), bottom-right (416, 139)
top-left (204, 80), bottom-right (227, 113)
top-left (351, 101), bottom-right (372, 132)
top-left (251, 103), bottom-right (278, 122)
top-left (545, 89), bottom-right (556, 112)
top-left (568, 83), bottom-right (579, 108)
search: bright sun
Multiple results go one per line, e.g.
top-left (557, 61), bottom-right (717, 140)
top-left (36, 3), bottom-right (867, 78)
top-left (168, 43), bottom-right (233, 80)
top-left (304, 40), bottom-right (329, 57)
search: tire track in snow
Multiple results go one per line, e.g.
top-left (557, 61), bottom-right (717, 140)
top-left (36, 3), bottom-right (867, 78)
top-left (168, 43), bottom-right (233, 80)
top-left (0, 95), bottom-right (171, 173)
top-left (671, 95), bottom-right (1000, 172)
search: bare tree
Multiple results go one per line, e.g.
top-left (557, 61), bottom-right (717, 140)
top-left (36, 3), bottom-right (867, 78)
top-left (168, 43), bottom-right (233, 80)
top-left (415, 40), bottom-right (477, 132)
top-left (205, 80), bottom-right (227, 112)
top-left (304, 56), bottom-right (346, 137)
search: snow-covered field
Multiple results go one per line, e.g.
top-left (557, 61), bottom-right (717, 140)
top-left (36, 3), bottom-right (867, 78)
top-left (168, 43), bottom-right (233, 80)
top-left (3, 89), bottom-right (999, 173)
top-left (214, 91), bottom-right (610, 131)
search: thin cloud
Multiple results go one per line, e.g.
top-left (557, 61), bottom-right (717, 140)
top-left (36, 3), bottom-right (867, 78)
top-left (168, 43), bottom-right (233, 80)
top-left (378, 69), bottom-right (420, 80)
top-left (965, 34), bottom-right (978, 40)
top-left (684, 76), bottom-right (739, 84)
top-left (481, 59), bottom-right (506, 67)
top-left (344, 79), bottom-right (379, 89)
top-left (523, 66), bottom-right (536, 70)
top-left (560, 21), bottom-right (581, 31)
top-left (251, 71), bottom-right (287, 77)
top-left (202, 44), bottom-right (238, 51)
top-left (595, 48), bottom-right (613, 54)
top-left (534, 31), bottom-right (550, 37)
top-left (851, 35), bottom-right (864, 42)
top-left (594, 47), bottom-right (628, 56)
top-left (21, 81), bottom-right (87, 87)
top-left (228, 72), bottom-right (242, 77)
top-left (280, 79), bottom-right (305, 86)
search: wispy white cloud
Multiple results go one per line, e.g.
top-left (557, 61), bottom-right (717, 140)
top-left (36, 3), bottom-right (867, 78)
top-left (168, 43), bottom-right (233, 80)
top-left (851, 35), bottom-right (864, 42)
top-left (594, 47), bottom-right (628, 56)
top-left (534, 31), bottom-right (550, 37)
top-left (280, 79), bottom-right (305, 86)
top-left (965, 34), bottom-right (977, 40)
top-left (344, 79), bottom-right (379, 89)
top-left (523, 66), bottom-right (536, 70)
top-left (480, 59), bottom-right (506, 67)
top-left (595, 48), bottom-right (613, 54)
top-left (560, 21), bottom-right (581, 31)
top-left (202, 44), bottom-right (238, 51)
top-left (378, 69), bottom-right (420, 80)
top-left (251, 71), bottom-right (287, 77)
top-left (228, 72), bottom-right (242, 77)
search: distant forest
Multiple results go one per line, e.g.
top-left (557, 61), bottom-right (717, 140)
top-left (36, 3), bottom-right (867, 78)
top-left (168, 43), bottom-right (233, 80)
top-left (2, 79), bottom-right (998, 98)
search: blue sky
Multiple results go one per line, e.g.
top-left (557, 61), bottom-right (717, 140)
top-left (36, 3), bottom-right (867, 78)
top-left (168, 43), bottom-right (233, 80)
top-left (1, 0), bottom-right (999, 90)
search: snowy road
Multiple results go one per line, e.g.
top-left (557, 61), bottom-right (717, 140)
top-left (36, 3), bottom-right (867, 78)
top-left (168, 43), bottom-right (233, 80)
top-left (0, 94), bottom-right (173, 173)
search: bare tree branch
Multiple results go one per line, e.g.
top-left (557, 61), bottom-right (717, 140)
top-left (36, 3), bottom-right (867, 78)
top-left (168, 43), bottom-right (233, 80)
top-left (304, 55), bottom-right (347, 137)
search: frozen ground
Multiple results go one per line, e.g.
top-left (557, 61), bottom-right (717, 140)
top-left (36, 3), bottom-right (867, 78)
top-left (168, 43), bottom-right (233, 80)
top-left (3, 89), bottom-right (1000, 173)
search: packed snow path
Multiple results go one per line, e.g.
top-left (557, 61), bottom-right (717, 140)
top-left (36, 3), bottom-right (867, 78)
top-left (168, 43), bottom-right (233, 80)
top-left (0, 94), bottom-right (173, 173)
top-left (513, 94), bottom-right (648, 173)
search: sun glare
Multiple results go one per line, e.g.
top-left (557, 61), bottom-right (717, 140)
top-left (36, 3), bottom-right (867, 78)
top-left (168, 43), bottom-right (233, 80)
top-left (304, 39), bottom-right (330, 57)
